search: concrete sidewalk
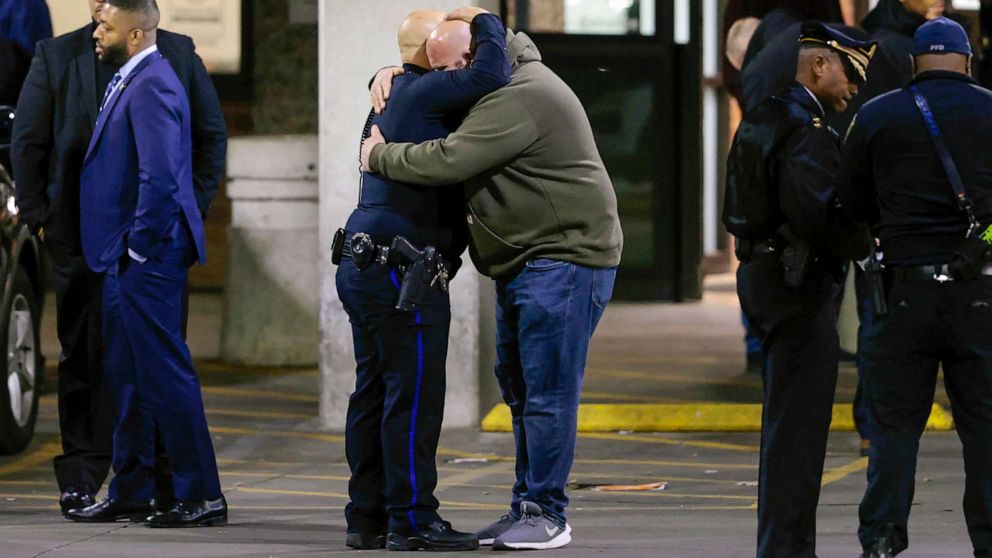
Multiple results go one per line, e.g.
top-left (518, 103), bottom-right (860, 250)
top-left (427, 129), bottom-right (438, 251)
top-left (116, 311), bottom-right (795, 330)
top-left (0, 277), bottom-right (975, 557)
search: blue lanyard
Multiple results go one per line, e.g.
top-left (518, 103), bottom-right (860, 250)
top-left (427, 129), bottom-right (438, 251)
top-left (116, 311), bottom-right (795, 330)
top-left (909, 84), bottom-right (978, 231)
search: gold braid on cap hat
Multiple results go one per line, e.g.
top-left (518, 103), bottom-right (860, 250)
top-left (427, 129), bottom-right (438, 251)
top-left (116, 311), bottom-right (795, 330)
top-left (800, 37), bottom-right (878, 81)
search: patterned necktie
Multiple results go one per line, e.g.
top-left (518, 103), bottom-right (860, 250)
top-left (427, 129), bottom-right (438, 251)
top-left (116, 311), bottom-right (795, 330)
top-left (100, 72), bottom-right (122, 112)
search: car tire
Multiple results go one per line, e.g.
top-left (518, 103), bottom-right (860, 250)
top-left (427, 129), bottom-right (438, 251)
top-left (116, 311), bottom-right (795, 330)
top-left (0, 266), bottom-right (41, 454)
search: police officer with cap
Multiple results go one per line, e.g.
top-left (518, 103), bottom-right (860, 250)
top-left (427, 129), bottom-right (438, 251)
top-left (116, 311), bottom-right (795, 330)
top-left (840, 17), bottom-right (992, 558)
top-left (723, 21), bottom-right (876, 557)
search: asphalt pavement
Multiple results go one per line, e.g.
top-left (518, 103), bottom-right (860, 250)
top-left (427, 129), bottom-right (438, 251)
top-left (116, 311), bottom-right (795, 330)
top-left (0, 277), bottom-right (976, 557)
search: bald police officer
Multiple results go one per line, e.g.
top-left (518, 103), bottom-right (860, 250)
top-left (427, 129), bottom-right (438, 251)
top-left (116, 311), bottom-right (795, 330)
top-left (840, 18), bottom-right (992, 558)
top-left (724, 21), bottom-right (876, 558)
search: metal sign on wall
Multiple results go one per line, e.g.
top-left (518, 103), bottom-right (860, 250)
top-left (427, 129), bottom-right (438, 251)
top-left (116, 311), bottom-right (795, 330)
top-left (157, 0), bottom-right (242, 73)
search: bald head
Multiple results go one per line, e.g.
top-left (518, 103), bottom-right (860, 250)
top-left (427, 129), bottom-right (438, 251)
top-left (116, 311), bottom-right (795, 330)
top-left (426, 20), bottom-right (472, 71)
top-left (398, 10), bottom-right (445, 68)
top-left (726, 17), bottom-right (760, 71)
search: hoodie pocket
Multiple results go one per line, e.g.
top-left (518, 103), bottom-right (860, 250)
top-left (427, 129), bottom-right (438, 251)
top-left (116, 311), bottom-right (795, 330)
top-left (466, 204), bottom-right (525, 263)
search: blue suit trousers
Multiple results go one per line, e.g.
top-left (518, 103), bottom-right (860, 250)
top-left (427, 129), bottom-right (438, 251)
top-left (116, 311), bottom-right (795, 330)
top-left (103, 232), bottom-right (221, 503)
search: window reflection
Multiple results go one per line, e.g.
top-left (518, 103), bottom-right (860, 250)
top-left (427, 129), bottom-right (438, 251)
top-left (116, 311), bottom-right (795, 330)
top-left (504, 0), bottom-right (656, 36)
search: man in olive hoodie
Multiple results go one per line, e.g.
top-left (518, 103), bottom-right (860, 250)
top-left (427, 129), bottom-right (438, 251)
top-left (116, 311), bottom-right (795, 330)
top-left (361, 25), bottom-right (622, 552)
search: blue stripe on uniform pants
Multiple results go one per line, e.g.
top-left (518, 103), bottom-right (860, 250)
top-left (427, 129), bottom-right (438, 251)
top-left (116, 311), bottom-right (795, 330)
top-left (407, 310), bottom-right (424, 532)
top-left (338, 260), bottom-right (449, 535)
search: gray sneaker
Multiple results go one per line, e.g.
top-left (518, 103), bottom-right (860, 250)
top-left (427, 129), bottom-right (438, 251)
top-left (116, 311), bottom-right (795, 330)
top-left (492, 501), bottom-right (572, 550)
top-left (476, 513), bottom-right (517, 546)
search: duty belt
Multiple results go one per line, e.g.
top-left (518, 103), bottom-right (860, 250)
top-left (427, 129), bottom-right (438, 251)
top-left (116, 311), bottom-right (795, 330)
top-left (340, 233), bottom-right (393, 264)
top-left (333, 229), bottom-right (452, 295)
top-left (734, 237), bottom-right (783, 261)
top-left (886, 263), bottom-right (992, 283)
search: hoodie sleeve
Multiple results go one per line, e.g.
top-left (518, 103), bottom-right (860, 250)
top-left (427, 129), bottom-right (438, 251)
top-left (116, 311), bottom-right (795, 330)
top-left (370, 91), bottom-right (537, 185)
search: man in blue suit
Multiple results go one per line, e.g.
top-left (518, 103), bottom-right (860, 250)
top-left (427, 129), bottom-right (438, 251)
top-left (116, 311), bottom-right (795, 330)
top-left (64, 0), bottom-right (225, 528)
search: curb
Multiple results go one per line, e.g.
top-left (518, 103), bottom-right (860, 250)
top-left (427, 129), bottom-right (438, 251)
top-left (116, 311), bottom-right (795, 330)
top-left (480, 403), bottom-right (954, 433)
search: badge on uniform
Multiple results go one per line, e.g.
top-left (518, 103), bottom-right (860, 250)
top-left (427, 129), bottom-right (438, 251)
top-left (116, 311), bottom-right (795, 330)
top-left (812, 117), bottom-right (823, 129)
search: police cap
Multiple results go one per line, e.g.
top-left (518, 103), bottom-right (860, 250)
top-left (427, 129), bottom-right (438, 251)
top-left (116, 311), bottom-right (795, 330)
top-left (798, 21), bottom-right (877, 83)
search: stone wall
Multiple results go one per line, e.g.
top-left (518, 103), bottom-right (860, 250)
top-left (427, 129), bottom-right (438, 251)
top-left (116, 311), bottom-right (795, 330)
top-left (252, 0), bottom-right (319, 134)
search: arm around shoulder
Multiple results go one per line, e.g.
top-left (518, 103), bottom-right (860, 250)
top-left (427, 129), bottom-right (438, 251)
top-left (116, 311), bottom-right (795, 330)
top-left (371, 93), bottom-right (536, 185)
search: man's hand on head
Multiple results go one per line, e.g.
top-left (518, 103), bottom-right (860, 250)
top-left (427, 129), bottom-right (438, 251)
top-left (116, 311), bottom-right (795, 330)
top-left (361, 125), bottom-right (385, 172)
top-left (371, 67), bottom-right (403, 114)
top-left (445, 6), bottom-right (489, 23)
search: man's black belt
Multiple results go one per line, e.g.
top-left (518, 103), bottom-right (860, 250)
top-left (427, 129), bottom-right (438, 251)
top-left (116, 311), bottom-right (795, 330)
top-left (886, 263), bottom-right (992, 283)
top-left (734, 237), bottom-right (783, 261)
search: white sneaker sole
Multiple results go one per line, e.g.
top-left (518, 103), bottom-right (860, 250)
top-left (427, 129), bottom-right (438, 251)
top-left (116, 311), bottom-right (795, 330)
top-left (479, 537), bottom-right (495, 546)
top-left (494, 524), bottom-right (572, 550)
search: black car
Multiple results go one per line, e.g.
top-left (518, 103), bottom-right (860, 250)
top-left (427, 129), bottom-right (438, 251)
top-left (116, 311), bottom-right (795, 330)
top-left (0, 105), bottom-right (48, 455)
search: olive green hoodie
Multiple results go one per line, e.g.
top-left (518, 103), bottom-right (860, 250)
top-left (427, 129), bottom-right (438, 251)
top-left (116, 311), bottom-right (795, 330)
top-left (370, 29), bottom-right (623, 279)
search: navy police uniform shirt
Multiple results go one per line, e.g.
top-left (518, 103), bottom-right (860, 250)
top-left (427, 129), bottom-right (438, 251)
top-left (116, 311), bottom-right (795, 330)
top-left (345, 13), bottom-right (510, 269)
top-left (840, 71), bottom-right (992, 266)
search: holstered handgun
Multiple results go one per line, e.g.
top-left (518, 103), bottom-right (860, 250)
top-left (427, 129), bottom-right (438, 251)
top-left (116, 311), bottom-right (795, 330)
top-left (866, 240), bottom-right (888, 317)
top-left (388, 237), bottom-right (448, 312)
top-left (777, 225), bottom-right (811, 289)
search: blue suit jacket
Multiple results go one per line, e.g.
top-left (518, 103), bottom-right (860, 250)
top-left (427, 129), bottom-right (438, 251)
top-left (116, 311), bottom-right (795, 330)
top-left (80, 52), bottom-right (205, 273)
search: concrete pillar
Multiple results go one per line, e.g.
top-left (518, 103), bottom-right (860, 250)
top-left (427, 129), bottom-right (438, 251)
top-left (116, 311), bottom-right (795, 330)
top-left (222, 136), bottom-right (320, 366)
top-left (318, 1), bottom-right (500, 430)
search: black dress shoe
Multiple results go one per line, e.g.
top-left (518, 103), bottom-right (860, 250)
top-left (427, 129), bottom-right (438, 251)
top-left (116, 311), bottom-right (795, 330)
top-left (146, 495), bottom-right (227, 528)
top-left (861, 535), bottom-right (895, 558)
top-left (65, 497), bottom-right (152, 523)
top-left (59, 486), bottom-right (95, 516)
top-left (387, 520), bottom-right (479, 551)
top-left (346, 532), bottom-right (386, 549)
top-left (153, 493), bottom-right (178, 514)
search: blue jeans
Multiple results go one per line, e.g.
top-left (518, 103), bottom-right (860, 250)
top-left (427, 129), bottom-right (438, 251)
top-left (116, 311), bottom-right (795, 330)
top-left (494, 259), bottom-right (616, 527)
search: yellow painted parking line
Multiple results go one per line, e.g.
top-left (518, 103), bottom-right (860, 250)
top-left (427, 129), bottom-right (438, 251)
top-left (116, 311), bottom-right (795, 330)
top-left (580, 391), bottom-right (683, 403)
top-left (588, 356), bottom-right (727, 366)
top-left (0, 480), bottom-right (49, 486)
top-left (577, 491), bottom-right (755, 501)
top-left (436, 462), bottom-right (510, 492)
top-left (572, 457), bottom-right (756, 470)
top-left (585, 368), bottom-right (858, 397)
top-left (208, 426), bottom-right (478, 461)
top-left (0, 441), bottom-right (61, 477)
top-left (579, 432), bottom-right (760, 452)
top-left (234, 486), bottom-right (351, 499)
top-left (822, 457), bottom-right (869, 487)
top-left (209, 425), bottom-right (344, 444)
top-left (221, 471), bottom-right (352, 481)
top-left (0, 493), bottom-right (58, 501)
top-left (201, 386), bottom-right (318, 403)
top-left (233, 487), bottom-right (505, 510)
top-left (195, 360), bottom-right (319, 377)
top-left (207, 408), bottom-right (315, 420)
top-left (571, 504), bottom-right (756, 511)
top-left (432, 480), bottom-right (756, 502)
top-left (571, 473), bottom-right (754, 485)
top-left (216, 457), bottom-right (332, 467)
top-left (482, 403), bottom-right (953, 433)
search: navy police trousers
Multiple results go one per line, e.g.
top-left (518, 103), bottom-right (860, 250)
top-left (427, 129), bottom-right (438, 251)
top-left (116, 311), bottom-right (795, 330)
top-left (738, 252), bottom-right (840, 558)
top-left (336, 258), bottom-right (450, 535)
top-left (859, 277), bottom-right (992, 556)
